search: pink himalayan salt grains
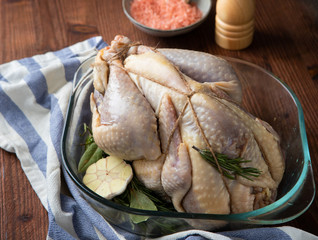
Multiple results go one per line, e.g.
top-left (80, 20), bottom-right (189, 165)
top-left (130, 0), bottom-right (202, 30)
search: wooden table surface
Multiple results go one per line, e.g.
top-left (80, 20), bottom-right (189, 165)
top-left (1, 0), bottom-right (317, 239)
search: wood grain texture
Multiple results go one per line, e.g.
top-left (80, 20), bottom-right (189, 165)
top-left (0, 0), bottom-right (317, 238)
top-left (0, 150), bottom-right (48, 240)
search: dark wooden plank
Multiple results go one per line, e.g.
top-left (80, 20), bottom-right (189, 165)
top-left (0, 0), bottom-right (317, 238)
top-left (0, 150), bottom-right (48, 240)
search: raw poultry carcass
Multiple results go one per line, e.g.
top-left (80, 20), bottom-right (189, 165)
top-left (90, 35), bottom-right (285, 215)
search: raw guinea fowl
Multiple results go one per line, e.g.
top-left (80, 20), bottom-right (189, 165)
top-left (90, 35), bottom-right (285, 215)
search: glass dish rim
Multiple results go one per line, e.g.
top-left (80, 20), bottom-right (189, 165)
top-left (61, 55), bottom-right (314, 223)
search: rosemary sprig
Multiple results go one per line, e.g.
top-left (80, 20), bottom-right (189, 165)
top-left (113, 175), bottom-right (176, 213)
top-left (112, 175), bottom-right (176, 223)
top-left (192, 146), bottom-right (261, 181)
top-left (79, 123), bottom-right (176, 217)
top-left (78, 124), bottom-right (106, 173)
top-left (80, 123), bottom-right (94, 149)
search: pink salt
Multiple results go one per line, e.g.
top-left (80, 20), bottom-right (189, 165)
top-left (130, 0), bottom-right (202, 30)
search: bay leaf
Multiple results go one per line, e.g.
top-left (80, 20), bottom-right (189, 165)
top-left (130, 189), bottom-right (157, 224)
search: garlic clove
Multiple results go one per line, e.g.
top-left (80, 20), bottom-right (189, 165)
top-left (83, 156), bottom-right (133, 199)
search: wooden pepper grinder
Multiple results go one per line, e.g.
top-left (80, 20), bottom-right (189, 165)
top-left (215, 0), bottom-right (255, 50)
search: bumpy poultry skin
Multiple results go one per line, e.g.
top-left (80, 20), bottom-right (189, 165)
top-left (91, 35), bottom-right (285, 215)
top-left (91, 56), bottom-right (161, 161)
top-left (158, 49), bottom-right (242, 103)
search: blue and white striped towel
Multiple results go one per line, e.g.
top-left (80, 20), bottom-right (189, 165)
top-left (0, 36), bottom-right (317, 240)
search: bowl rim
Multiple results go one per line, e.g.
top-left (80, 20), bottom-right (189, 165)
top-left (61, 54), bottom-right (315, 223)
top-left (122, 0), bottom-right (212, 34)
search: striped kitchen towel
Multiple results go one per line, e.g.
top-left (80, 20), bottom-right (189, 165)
top-left (0, 36), bottom-right (317, 240)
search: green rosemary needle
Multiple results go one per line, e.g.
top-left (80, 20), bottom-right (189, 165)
top-left (79, 123), bottom-right (176, 214)
top-left (192, 146), bottom-right (261, 181)
top-left (113, 175), bottom-right (176, 213)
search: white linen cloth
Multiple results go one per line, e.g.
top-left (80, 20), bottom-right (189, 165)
top-left (0, 36), bottom-right (317, 240)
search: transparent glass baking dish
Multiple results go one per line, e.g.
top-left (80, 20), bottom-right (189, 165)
top-left (61, 54), bottom-right (315, 237)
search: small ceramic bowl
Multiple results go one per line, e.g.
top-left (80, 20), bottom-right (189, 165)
top-left (61, 53), bottom-right (315, 237)
top-left (122, 0), bottom-right (212, 37)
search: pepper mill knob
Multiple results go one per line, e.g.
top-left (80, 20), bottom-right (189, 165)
top-left (215, 0), bottom-right (255, 50)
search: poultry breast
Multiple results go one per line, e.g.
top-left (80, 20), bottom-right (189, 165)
top-left (90, 35), bottom-right (285, 215)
